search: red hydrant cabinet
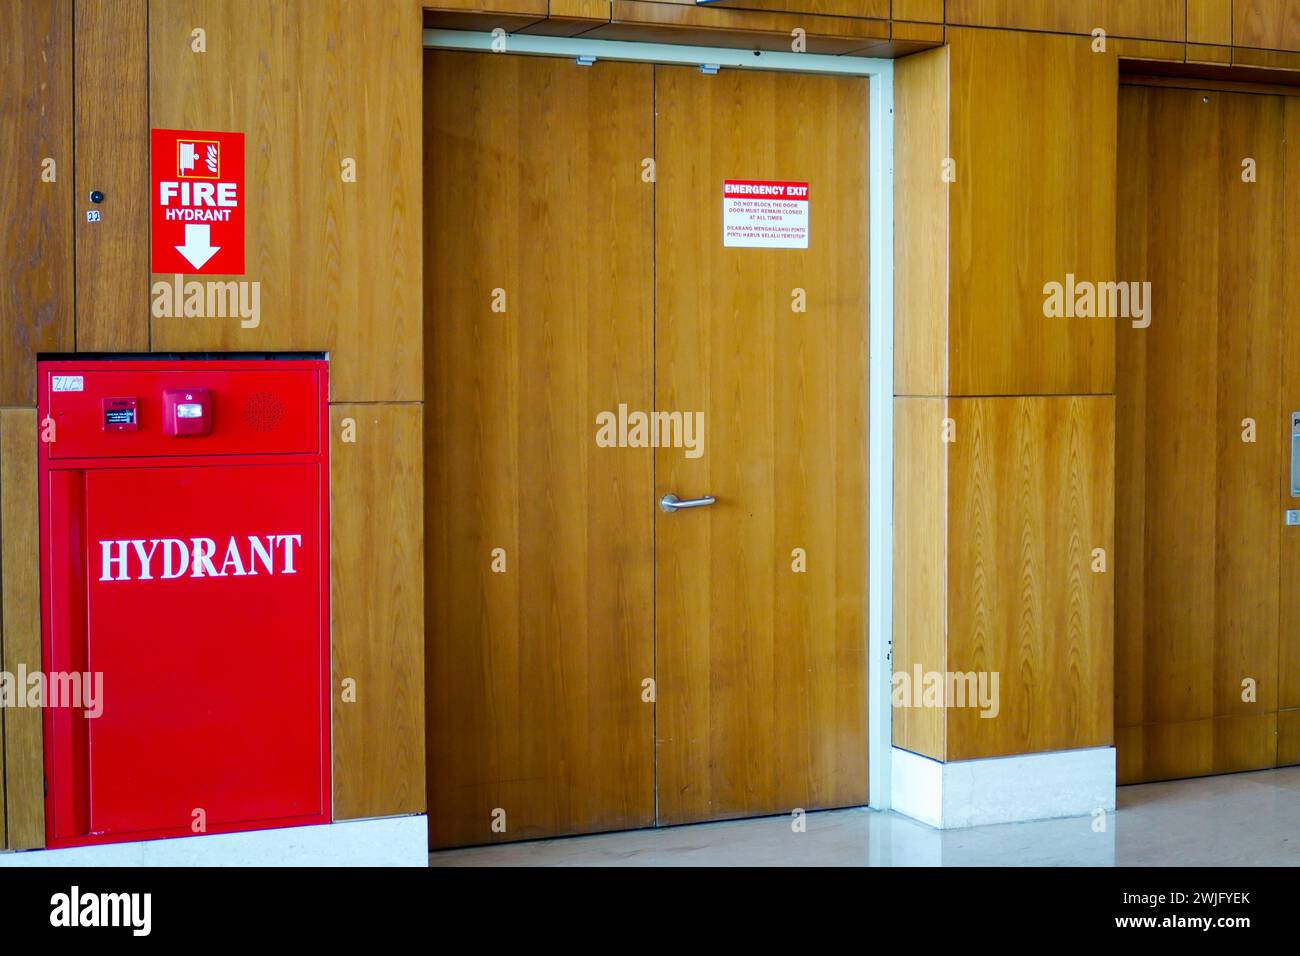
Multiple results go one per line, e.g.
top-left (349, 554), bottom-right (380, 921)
top-left (38, 359), bottom-right (331, 848)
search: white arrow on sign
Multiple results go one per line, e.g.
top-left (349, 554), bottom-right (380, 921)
top-left (175, 223), bottom-right (221, 269)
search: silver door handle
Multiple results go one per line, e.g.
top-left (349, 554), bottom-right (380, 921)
top-left (660, 493), bottom-right (716, 513)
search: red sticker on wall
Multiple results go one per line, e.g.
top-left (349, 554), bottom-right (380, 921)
top-left (150, 128), bottom-right (246, 275)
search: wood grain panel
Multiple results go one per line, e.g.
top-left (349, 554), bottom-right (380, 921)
top-left (1278, 96), bottom-right (1300, 717)
top-left (74, 0), bottom-right (150, 351)
top-left (947, 27), bottom-right (1117, 395)
top-left (1279, 710), bottom-right (1300, 766)
top-left (894, 45), bottom-right (949, 396)
top-left (330, 403), bottom-right (425, 819)
top-left (1116, 86), bottom-right (1287, 781)
top-left (424, 51), bottom-right (654, 848)
top-left (889, 20), bottom-right (944, 44)
top-left (1, 409), bottom-right (45, 848)
top-left (1231, 45), bottom-right (1300, 67)
top-left (1212, 92), bottom-right (1285, 724)
top-left (148, 0), bottom-right (422, 402)
top-left (946, 0), bottom-right (1186, 41)
top-left (893, 0), bottom-right (943, 22)
top-left (1188, 43), bottom-right (1236, 64)
top-left (892, 398), bottom-right (947, 759)
top-left (588, 1), bottom-right (889, 53)
top-left (654, 65), bottom-right (869, 823)
top-left (424, 5), bottom-right (547, 33)
top-left (550, 0), bottom-right (609, 16)
top-left (945, 396), bottom-right (1114, 760)
top-left (704, 0), bottom-right (889, 17)
top-left (425, 0), bottom-right (545, 15)
top-left (1113, 84), bottom-right (1150, 732)
top-left (1117, 715), bottom-right (1278, 783)
top-left (1112, 38), bottom-right (1187, 61)
top-left (1234, 0), bottom-right (1300, 51)
top-left (1188, 0), bottom-right (1234, 45)
top-left (0, 0), bottom-right (73, 406)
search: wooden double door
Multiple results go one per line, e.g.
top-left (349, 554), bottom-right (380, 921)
top-left (1116, 83), bottom-right (1300, 782)
top-left (424, 52), bottom-right (870, 847)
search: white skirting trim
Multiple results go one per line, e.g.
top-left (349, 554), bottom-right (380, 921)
top-left (0, 814), bottom-right (427, 867)
top-left (891, 746), bottom-right (1116, 829)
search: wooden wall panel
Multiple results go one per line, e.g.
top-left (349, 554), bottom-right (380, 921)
top-left (1, 409), bottom-right (46, 848)
top-left (427, 0), bottom-right (1300, 56)
top-left (74, 0), bottom-right (150, 351)
top-left (1279, 96), bottom-right (1300, 719)
top-left (705, 0), bottom-right (889, 17)
top-left (1187, 42), bottom-right (1235, 63)
top-left (424, 0), bottom-right (546, 33)
top-left (1118, 715), bottom-right (1278, 783)
top-left (1189, 0), bottom-right (1234, 45)
top-left (330, 403), bottom-right (425, 819)
top-left (892, 398), bottom-right (947, 760)
top-left (893, 0), bottom-right (944, 22)
top-left (947, 27), bottom-right (1116, 395)
top-left (945, 396), bottom-right (1114, 760)
top-left (546, 0), bottom-right (610, 26)
top-left (894, 46), bottom-right (949, 396)
top-left (1234, 0), bottom-right (1300, 52)
top-left (588, 1), bottom-right (890, 54)
top-left (424, 52), bottom-right (655, 847)
top-left (1112, 38), bottom-right (1186, 61)
top-left (946, 0), bottom-right (1186, 41)
top-left (0, 0), bottom-right (74, 406)
top-left (426, 0), bottom-right (545, 13)
top-left (1280, 710), bottom-right (1300, 766)
top-left (148, 0), bottom-right (422, 402)
top-left (1116, 85), bottom-right (1287, 782)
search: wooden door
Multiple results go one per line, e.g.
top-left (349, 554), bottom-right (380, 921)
top-left (1116, 84), bottom-right (1290, 783)
top-left (424, 51), bottom-right (656, 848)
top-left (653, 66), bottom-right (870, 824)
top-left (425, 54), bottom-right (872, 845)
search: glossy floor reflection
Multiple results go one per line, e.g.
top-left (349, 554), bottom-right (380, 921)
top-left (428, 766), bottom-right (1300, 866)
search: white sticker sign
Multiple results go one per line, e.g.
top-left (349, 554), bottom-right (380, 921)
top-left (52, 375), bottom-right (84, 392)
top-left (723, 179), bottom-right (809, 249)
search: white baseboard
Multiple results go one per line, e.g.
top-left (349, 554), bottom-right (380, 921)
top-left (891, 746), bottom-right (1115, 829)
top-left (0, 814), bottom-right (427, 867)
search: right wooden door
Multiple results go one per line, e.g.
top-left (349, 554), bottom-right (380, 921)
top-left (652, 65), bottom-right (871, 824)
top-left (1116, 84), bottom-right (1300, 782)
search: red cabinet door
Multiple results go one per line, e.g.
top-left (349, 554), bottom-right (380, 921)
top-left (46, 462), bottom-right (328, 843)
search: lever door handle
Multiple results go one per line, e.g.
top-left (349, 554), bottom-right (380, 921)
top-left (660, 493), bottom-right (716, 513)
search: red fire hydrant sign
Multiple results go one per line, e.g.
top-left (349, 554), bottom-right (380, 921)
top-left (151, 128), bottom-right (245, 275)
top-left (723, 179), bottom-right (809, 249)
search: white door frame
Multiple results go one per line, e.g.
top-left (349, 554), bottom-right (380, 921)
top-left (423, 28), bottom-right (896, 810)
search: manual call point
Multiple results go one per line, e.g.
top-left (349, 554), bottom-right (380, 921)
top-left (101, 397), bottom-right (139, 433)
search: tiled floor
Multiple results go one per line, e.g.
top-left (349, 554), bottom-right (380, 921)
top-left (428, 766), bottom-right (1300, 866)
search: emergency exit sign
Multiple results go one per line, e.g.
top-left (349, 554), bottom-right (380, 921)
top-left (723, 179), bottom-right (809, 249)
top-left (151, 128), bottom-right (245, 275)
